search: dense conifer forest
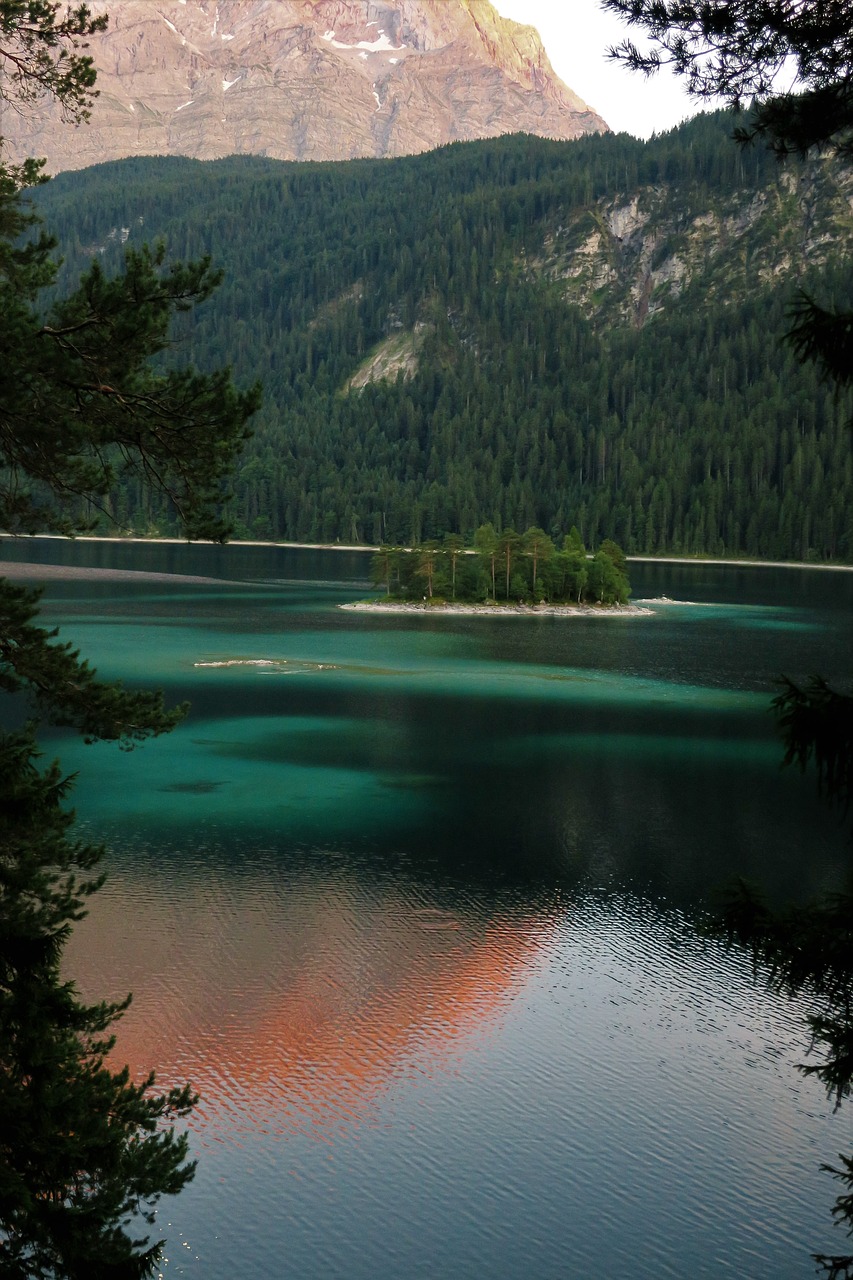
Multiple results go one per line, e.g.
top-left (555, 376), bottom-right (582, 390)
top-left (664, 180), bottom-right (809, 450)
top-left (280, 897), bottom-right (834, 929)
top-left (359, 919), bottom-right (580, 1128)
top-left (33, 112), bottom-right (853, 560)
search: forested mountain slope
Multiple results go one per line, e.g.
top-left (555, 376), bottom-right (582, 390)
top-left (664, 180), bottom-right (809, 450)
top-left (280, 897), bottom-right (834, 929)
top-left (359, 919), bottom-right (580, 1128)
top-left (34, 113), bottom-right (853, 559)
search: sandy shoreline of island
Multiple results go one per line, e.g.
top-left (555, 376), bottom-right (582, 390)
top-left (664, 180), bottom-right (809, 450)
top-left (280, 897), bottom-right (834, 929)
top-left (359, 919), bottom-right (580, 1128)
top-left (341, 601), bottom-right (655, 617)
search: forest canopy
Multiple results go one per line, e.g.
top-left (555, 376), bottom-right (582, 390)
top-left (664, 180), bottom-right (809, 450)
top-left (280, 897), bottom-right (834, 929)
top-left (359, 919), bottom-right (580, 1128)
top-left (32, 113), bottom-right (853, 562)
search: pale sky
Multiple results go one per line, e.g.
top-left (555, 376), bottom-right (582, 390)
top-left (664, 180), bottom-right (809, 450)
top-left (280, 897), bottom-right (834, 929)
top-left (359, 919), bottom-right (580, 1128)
top-left (492, 0), bottom-right (703, 138)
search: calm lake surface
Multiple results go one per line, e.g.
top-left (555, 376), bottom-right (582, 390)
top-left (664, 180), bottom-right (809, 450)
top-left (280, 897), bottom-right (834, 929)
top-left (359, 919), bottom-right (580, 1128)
top-left (4, 539), bottom-right (853, 1279)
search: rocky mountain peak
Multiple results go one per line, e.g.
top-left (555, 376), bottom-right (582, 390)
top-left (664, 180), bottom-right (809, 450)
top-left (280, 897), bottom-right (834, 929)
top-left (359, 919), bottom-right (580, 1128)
top-left (0, 0), bottom-right (608, 172)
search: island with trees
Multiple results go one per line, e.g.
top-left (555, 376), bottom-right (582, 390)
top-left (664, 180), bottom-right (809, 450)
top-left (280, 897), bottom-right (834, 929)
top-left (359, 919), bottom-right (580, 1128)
top-left (347, 526), bottom-right (646, 615)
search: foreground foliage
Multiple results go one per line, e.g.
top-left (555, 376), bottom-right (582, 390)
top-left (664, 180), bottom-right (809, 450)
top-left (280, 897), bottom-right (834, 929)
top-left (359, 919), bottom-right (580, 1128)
top-left (0, 733), bottom-right (197, 1280)
top-left (1, 4), bottom-right (259, 1273)
top-left (0, 165), bottom-right (259, 540)
top-left (604, 0), bottom-right (853, 160)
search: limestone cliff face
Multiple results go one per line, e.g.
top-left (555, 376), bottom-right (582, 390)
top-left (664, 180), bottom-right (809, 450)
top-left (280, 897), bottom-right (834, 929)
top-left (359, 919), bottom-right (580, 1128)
top-left (532, 154), bottom-right (853, 328)
top-left (1, 0), bottom-right (607, 172)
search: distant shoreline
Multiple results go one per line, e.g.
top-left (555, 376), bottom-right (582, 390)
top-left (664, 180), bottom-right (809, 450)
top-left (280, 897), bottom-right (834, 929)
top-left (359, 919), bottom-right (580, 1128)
top-left (625, 554), bottom-right (853, 572)
top-left (1, 533), bottom-right (851, 572)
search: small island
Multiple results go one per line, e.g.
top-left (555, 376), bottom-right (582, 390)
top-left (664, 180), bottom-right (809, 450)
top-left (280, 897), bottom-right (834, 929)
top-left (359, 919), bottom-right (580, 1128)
top-left (343, 524), bottom-right (650, 615)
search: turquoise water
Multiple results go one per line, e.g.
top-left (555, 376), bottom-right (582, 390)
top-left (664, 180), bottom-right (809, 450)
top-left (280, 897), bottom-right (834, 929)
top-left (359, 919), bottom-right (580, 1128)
top-left (3, 540), bottom-right (852, 1278)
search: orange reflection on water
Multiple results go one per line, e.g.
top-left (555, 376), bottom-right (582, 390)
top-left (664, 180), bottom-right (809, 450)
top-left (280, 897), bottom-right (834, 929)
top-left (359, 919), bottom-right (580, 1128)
top-left (65, 866), bottom-right (556, 1144)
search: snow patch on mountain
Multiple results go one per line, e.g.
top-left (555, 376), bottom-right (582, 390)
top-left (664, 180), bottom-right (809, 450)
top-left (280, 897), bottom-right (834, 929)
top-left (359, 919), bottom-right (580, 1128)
top-left (323, 28), bottom-right (405, 53)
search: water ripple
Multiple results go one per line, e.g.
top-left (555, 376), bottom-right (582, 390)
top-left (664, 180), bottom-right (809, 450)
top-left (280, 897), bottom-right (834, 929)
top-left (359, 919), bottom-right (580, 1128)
top-left (64, 865), bottom-right (840, 1279)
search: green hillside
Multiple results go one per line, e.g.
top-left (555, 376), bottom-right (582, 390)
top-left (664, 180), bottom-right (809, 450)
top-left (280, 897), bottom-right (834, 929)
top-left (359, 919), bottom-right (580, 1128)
top-left (33, 113), bottom-right (853, 559)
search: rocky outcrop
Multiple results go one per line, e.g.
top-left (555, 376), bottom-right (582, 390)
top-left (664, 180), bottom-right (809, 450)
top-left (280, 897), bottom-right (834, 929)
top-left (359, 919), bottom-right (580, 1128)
top-left (534, 153), bottom-right (853, 327)
top-left (0, 0), bottom-right (607, 172)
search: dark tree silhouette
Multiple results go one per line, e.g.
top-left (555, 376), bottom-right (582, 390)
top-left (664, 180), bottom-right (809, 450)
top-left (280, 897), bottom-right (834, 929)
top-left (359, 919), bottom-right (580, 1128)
top-left (0, 5), bottom-right (259, 1275)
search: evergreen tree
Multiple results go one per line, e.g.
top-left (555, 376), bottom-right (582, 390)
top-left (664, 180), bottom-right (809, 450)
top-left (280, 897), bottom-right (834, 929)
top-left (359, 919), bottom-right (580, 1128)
top-left (496, 528), bottom-right (520, 600)
top-left (0, 730), bottom-right (197, 1280)
top-left (0, 5), bottom-right (259, 1275)
top-left (521, 527), bottom-right (554, 596)
top-left (474, 523), bottom-right (498, 601)
top-left (443, 532), bottom-right (466, 600)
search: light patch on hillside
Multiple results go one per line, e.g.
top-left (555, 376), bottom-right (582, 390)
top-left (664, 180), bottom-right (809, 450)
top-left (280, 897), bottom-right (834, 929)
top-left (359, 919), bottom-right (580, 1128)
top-left (345, 325), bottom-right (430, 390)
top-left (82, 216), bottom-right (144, 257)
top-left (308, 282), bottom-right (365, 331)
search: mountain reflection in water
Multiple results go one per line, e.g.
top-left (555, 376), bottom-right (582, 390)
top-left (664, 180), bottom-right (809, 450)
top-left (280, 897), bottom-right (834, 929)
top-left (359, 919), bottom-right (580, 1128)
top-left (65, 856), bottom-right (552, 1144)
top-left (64, 843), bottom-right (835, 1280)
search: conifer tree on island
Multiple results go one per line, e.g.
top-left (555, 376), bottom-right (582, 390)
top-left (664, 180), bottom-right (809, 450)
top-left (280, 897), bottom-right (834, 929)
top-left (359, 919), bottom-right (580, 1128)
top-left (0, 4), bottom-right (260, 1276)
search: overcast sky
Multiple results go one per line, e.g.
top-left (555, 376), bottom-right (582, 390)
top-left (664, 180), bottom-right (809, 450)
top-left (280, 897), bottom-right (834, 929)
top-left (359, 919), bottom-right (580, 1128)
top-left (492, 0), bottom-right (703, 138)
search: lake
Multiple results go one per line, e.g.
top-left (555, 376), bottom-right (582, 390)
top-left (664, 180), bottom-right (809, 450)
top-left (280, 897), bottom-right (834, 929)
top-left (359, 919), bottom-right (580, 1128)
top-left (3, 538), bottom-right (852, 1279)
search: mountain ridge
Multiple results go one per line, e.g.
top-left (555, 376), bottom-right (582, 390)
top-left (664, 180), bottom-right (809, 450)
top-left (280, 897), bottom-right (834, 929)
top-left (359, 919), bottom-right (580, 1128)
top-left (0, 0), bottom-right (607, 171)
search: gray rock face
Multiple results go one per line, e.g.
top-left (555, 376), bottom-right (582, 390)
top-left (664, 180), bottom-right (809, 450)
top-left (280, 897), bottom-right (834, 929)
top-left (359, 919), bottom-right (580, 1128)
top-left (1, 0), bottom-right (608, 172)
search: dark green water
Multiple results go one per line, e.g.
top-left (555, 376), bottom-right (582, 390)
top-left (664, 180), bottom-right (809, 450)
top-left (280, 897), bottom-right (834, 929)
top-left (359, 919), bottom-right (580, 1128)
top-left (3, 539), bottom-right (852, 1278)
